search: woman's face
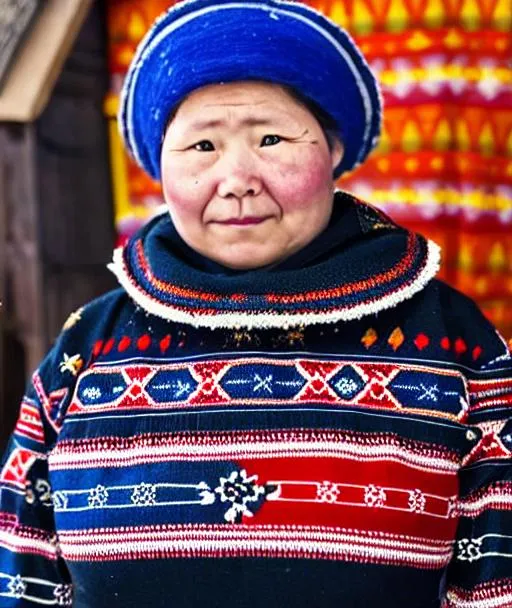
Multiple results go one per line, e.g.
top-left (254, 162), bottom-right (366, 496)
top-left (161, 81), bottom-right (343, 269)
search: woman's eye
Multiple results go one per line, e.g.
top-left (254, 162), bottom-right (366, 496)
top-left (261, 135), bottom-right (282, 147)
top-left (193, 140), bottom-right (215, 152)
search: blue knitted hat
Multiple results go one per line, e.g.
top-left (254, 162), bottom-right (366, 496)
top-left (119, 0), bottom-right (382, 180)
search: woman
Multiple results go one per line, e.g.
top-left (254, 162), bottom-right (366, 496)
top-left (1, 0), bottom-right (511, 606)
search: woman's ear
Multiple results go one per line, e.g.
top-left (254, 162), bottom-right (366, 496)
top-left (330, 136), bottom-right (344, 171)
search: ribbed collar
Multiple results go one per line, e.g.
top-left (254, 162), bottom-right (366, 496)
top-left (109, 192), bottom-right (440, 329)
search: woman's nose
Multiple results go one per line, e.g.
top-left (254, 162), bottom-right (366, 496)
top-left (216, 151), bottom-right (263, 199)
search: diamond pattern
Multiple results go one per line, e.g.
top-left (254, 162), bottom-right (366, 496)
top-left (330, 366), bottom-right (366, 399)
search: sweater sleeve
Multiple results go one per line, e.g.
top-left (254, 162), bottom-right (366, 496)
top-left (0, 289), bottom-right (128, 607)
top-left (0, 368), bottom-right (73, 607)
top-left (442, 329), bottom-right (512, 607)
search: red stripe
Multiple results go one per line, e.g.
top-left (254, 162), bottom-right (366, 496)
top-left (238, 456), bottom-right (458, 541)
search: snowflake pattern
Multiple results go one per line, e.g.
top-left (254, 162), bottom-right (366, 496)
top-left (88, 484), bottom-right (109, 508)
top-left (82, 387), bottom-right (102, 400)
top-left (62, 307), bottom-right (83, 330)
top-left (215, 470), bottom-right (266, 522)
top-left (457, 537), bottom-right (483, 562)
top-left (52, 491), bottom-right (69, 511)
top-left (54, 584), bottom-right (73, 606)
top-left (316, 481), bottom-right (340, 503)
top-left (7, 574), bottom-right (26, 599)
top-left (334, 377), bottom-right (360, 397)
top-left (59, 353), bottom-right (83, 376)
top-left (131, 483), bottom-right (157, 506)
top-left (253, 374), bottom-right (273, 394)
top-left (447, 497), bottom-right (458, 518)
top-left (198, 469), bottom-right (278, 523)
top-left (408, 489), bottom-right (426, 513)
top-left (364, 484), bottom-right (387, 507)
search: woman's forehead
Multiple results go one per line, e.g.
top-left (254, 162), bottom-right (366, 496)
top-left (169, 81), bottom-right (311, 128)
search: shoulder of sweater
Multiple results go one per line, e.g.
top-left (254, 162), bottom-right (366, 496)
top-left (34, 288), bottom-right (133, 393)
top-left (423, 278), bottom-right (510, 370)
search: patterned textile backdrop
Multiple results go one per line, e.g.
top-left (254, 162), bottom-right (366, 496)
top-left (105, 0), bottom-right (512, 339)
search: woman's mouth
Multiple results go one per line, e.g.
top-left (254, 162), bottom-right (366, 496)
top-left (218, 216), bottom-right (270, 226)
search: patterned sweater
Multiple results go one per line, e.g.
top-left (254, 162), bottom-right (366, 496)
top-left (1, 194), bottom-right (511, 607)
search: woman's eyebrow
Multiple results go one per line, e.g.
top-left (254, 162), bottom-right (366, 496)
top-left (186, 116), bottom-right (287, 130)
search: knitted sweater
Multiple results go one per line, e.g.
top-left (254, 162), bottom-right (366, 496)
top-left (1, 194), bottom-right (511, 607)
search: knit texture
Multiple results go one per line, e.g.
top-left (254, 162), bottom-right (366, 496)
top-left (1, 198), bottom-right (511, 607)
top-left (109, 192), bottom-right (440, 328)
top-left (119, 0), bottom-right (382, 179)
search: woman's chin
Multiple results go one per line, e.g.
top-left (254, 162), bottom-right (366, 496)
top-left (210, 246), bottom-right (285, 270)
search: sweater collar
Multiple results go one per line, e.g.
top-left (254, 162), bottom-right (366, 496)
top-left (109, 191), bottom-right (440, 330)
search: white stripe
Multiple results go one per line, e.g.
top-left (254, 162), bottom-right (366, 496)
top-left (61, 537), bottom-right (452, 567)
top-left (60, 527), bottom-right (451, 549)
top-left (123, 2), bottom-right (374, 167)
top-left (15, 423), bottom-right (44, 438)
top-left (458, 492), bottom-right (512, 517)
top-left (55, 500), bottom-right (205, 513)
top-left (49, 441), bottom-right (458, 473)
top-left (0, 531), bottom-right (58, 559)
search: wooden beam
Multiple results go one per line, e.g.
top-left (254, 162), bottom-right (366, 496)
top-left (0, 0), bottom-right (93, 122)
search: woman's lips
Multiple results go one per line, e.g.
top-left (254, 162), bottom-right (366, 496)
top-left (217, 216), bottom-right (270, 225)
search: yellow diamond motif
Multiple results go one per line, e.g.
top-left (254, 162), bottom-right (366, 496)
top-left (361, 328), bottom-right (378, 349)
top-left (388, 328), bottom-right (405, 351)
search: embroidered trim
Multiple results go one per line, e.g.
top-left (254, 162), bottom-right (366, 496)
top-left (0, 515), bottom-right (58, 561)
top-left (443, 579), bottom-right (512, 608)
top-left (468, 376), bottom-right (512, 412)
top-left (458, 483), bottom-right (512, 518)
top-left (49, 429), bottom-right (460, 474)
top-left (58, 523), bottom-right (453, 568)
top-left (67, 357), bottom-right (468, 423)
top-left (52, 476), bottom-right (455, 520)
top-left (0, 572), bottom-right (71, 606)
top-left (108, 238), bottom-right (441, 330)
top-left (14, 401), bottom-right (45, 444)
top-left (456, 533), bottom-right (512, 563)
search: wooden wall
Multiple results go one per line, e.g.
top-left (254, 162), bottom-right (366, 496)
top-left (0, 2), bottom-right (116, 448)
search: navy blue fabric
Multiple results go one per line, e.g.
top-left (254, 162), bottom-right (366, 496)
top-left (69, 558), bottom-right (443, 607)
top-left (1, 199), bottom-right (511, 607)
top-left (122, 191), bottom-right (429, 317)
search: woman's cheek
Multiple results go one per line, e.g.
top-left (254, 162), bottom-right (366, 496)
top-left (162, 167), bottom-right (217, 221)
top-left (263, 150), bottom-right (332, 210)
top-left (162, 170), bottom-right (200, 212)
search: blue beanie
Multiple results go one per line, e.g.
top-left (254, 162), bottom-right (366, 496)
top-left (119, 0), bottom-right (382, 180)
